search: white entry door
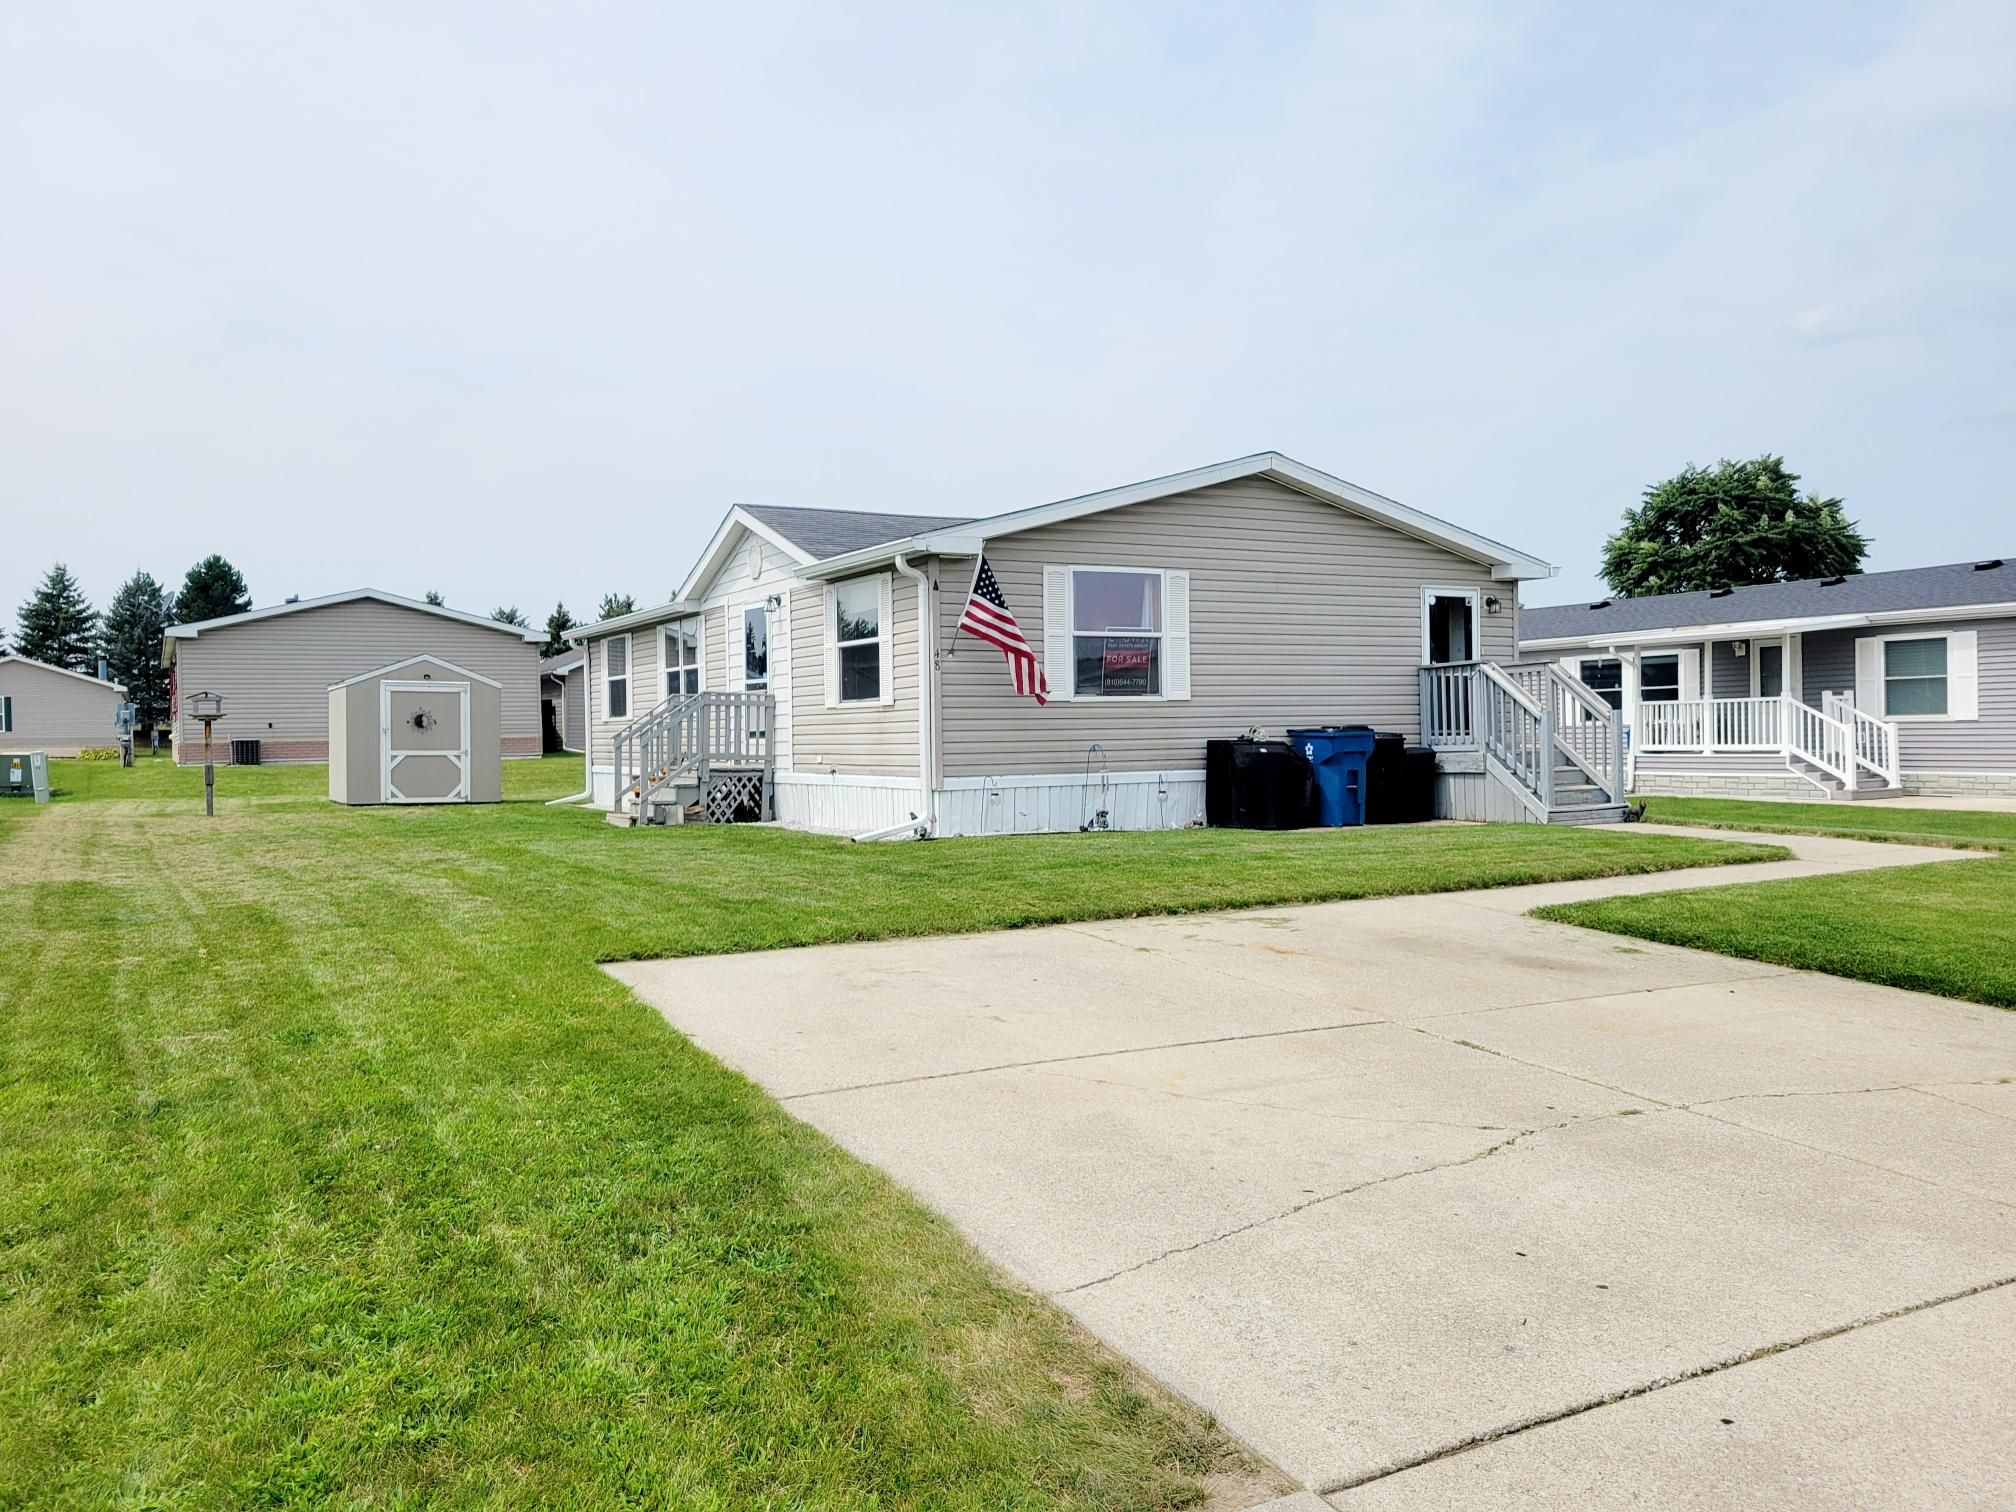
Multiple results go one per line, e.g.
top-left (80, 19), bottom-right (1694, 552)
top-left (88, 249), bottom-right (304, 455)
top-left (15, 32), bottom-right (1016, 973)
top-left (381, 680), bottom-right (472, 803)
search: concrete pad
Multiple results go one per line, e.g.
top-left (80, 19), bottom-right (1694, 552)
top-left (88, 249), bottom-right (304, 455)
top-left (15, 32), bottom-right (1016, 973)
top-left (1424, 972), bottom-right (2016, 1106)
top-left (1699, 1085), bottom-right (2016, 1208)
top-left (1064, 1109), bottom-right (2016, 1488)
top-left (792, 1026), bottom-right (1634, 1292)
top-left (1921, 1077), bottom-right (2016, 1121)
top-left (607, 925), bottom-right (1387, 1098)
top-left (1328, 1281), bottom-right (2016, 1510)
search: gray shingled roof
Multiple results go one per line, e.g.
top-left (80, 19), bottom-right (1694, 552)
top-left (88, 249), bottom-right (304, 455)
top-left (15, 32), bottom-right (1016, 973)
top-left (538, 651), bottom-right (582, 676)
top-left (739, 504), bottom-right (971, 559)
top-left (1524, 557), bottom-right (2015, 642)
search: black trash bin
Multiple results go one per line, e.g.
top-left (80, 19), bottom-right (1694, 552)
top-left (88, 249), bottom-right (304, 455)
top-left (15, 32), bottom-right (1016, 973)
top-left (1400, 746), bottom-right (1439, 822)
top-left (1205, 738), bottom-right (1315, 829)
top-left (1365, 732), bottom-right (1408, 824)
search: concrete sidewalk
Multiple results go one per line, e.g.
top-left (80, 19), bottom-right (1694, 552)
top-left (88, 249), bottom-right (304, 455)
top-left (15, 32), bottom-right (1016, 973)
top-left (611, 826), bottom-right (2013, 1507)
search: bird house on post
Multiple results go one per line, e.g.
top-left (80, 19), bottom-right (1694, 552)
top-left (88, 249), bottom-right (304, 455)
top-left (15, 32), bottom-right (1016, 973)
top-left (188, 691), bottom-right (225, 815)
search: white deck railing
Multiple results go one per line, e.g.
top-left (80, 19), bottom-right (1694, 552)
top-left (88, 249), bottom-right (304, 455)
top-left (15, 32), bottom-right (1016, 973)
top-left (1422, 660), bottom-right (1625, 814)
top-left (1635, 693), bottom-right (1898, 790)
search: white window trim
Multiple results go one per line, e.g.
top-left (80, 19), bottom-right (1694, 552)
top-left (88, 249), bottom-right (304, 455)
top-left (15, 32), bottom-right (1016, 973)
top-left (1868, 630), bottom-right (1970, 722)
top-left (0, 694), bottom-right (11, 733)
top-left (1064, 564), bottom-right (1174, 702)
top-left (741, 604), bottom-right (774, 692)
top-left (1748, 635), bottom-right (1789, 699)
top-left (601, 632), bottom-right (632, 721)
top-left (824, 573), bottom-right (895, 709)
top-left (1420, 585), bottom-right (1482, 665)
top-left (662, 617), bottom-right (704, 699)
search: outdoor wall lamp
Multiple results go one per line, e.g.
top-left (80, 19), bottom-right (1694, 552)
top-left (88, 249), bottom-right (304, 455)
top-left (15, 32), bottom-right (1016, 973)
top-left (1484, 595), bottom-right (1503, 614)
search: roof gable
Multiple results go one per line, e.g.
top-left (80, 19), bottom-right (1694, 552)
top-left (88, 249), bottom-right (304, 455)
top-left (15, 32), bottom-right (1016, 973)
top-left (0, 653), bottom-right (128, 695)
top-left (800, 453), bottom-right (1553, 581)
top-left (165, 589), bottom-right (543, 644)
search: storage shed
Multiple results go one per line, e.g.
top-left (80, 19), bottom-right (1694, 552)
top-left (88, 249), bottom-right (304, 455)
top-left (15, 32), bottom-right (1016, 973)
top-left (328, 655), bottom-right (503, 805)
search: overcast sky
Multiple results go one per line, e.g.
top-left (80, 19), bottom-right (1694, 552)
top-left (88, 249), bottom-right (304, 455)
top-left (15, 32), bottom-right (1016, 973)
top-left (4, 2), bottom-right (2011, 632)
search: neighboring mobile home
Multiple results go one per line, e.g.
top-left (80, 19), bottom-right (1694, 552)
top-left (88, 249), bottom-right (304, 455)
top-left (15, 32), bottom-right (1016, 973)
top-left (574, 453), bottom-right (1616, 834)
top-left (163, 590), bottom-right (542, 764)
top-left (0, 654), bottom-right (127, 756)
top-left (1520, 557), bottom-right (2016, 799)
top-left (539, 652), bottom-right (585, 754)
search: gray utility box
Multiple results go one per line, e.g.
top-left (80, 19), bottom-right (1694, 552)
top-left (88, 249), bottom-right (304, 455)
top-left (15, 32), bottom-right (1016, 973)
top-left (2, 750), bottom-right (52, 803)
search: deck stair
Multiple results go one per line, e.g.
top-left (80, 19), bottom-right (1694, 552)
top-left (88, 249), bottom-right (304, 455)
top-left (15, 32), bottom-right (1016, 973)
top-left (1422, 660), bottom-right (1629, 824)
top-left (609, 690), bottom-right (775, 827)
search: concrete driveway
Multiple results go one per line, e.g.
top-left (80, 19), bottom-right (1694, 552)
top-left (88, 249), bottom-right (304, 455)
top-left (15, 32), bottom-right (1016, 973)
top-left (609, 829), bottom-right (2015, 1508)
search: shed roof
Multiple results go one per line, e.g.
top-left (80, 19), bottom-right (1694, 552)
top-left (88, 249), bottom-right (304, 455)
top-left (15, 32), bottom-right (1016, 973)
top-left (1523, 557), bottom-right (2016, 645)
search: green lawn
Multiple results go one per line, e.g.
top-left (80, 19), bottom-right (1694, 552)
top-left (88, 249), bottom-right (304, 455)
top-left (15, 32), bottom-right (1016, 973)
top-left (1635, 794), bottom-right (2016, 852)
top-left (1543, 800), bottom-right (2016, 1008)
top-left (2, 761), bottom-right (1778, 1509)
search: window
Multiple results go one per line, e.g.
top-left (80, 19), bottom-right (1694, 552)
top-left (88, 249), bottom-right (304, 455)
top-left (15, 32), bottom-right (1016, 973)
top-left (1578, 658), bottom-right (1623, 710)
top-left (1884, 637), bottom-right (1947, 717)
top-left (604, 636), bottom-right (629, 720)
top-left (832, 579), bottom-right (881, 703)
top-left (1640, 654), bottom-right (1681, 703)
top-left (1073, 569), bottom-right (1162, 697)
top-left (743, 606), bottom-right (769, 691)
top-left (0, 694), bottom-right (11, 732)
top-left (663, 620), bottom-right (700, 697)
top-left (1756, 642), bottom-right (1784, 698)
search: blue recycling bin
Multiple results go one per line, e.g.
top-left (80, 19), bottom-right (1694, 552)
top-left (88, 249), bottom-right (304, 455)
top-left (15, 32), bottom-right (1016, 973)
top-left (1288, 726), bottom-right (1377, 826)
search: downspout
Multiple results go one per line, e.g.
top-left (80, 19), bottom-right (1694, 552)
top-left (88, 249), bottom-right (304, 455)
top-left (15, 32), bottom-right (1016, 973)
top-left (546, 642), bottom-right (595, 806)
top-left (892, 551), bottom-right (937, 834)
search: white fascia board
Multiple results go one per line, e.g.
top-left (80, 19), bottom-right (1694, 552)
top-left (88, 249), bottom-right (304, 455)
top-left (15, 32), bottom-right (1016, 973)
top-left (0, 653), bottom-right (128, 693)
top-left (165, 588), bottom-right (543, 643)
top-left (801, 453), bottom-right (1554, 581)
top-left (329, 653), bottom-right (503, 690)
top-left (1520, 599), bottom-right (2016, 653)
top-left (675, 507), bottom-right (818, 603)
top-left (567, 600), bottom-right (702, 643)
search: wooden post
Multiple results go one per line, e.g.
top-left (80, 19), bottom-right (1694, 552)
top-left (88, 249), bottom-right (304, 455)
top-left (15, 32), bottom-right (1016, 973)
top-left (202, 720), bottom-right (215, 816)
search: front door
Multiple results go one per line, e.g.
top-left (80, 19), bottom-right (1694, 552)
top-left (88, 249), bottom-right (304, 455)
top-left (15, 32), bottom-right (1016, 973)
top-left (1423, 588), bottom-right (1479, 666)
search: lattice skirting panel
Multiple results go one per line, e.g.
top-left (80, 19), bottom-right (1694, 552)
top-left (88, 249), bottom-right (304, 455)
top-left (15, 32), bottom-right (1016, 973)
top-left (703, 771), bottom-right (766, 823)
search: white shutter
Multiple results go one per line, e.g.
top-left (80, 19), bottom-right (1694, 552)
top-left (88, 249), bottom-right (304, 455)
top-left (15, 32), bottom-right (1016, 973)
top-left (1788, 635), bottom-right (1804, 702)
top-left (822, 587), bottom-right (840, 708)
top-left (1042, 566), bottom-right (1073, 702)
top-left (1948, 630), bottom-right (1979, 720)
top-left (877, 573), bottom-right (895, 708)
top-left (1854, 636), bottom-right (1881, 714)
top-left (1162, 570), bottom-right (1192, 700)
top-left (1, 695), bottom-right (10, 733)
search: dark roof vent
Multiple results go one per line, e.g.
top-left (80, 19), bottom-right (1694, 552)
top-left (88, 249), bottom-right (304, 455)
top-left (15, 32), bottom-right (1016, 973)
top-left (1708, 586), bottom-right (1734, 598)
top-left (1975, 559), bottom-right (2005, 571)
top-left (1820, 575), bottom-right (1847, 587)
top-left (284, 594), bottom-right (300, 604)
top-left (1588, 598), bottom-right (1611, 610)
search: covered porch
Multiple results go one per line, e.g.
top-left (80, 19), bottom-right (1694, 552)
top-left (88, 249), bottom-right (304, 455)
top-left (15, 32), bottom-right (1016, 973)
top-left (1558, 630), bottom-right (1902, 798)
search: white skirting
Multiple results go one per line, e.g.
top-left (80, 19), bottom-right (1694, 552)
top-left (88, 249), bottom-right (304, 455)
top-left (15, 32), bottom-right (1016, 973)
top-left (935, 770), bottom-right (1206, 837)
top-left (773, 772), bottom-right (928, 834)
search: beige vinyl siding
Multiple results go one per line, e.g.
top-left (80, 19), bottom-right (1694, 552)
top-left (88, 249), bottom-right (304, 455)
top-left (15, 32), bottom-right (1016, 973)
top-left (170, 601), bottom-right (538, 756)
top-left (584, 625), bottom-right (664, 767)
top-left (0, 660), bottom-right (127, 756)
top-left (935, 477), bottom-right (1513, 778)
top-left (787, 574), bottom-right (920, 777)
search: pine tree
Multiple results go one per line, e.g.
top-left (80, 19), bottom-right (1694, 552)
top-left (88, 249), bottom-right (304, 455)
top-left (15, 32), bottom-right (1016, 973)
top-left (1602, 457), bottom-right (1867, 597)
top-left (102, 571), bottom-right (175, 728)
top-left (177, 555), bottom-right (252, 624)
top-left (15, 563), bottom-right (101, 671)
top-left (541, 603), bottom-right (575, 657)
top-left (597, 593), bottom-right (635, 621)
top-left (491, 605), bottom-right (530, 627)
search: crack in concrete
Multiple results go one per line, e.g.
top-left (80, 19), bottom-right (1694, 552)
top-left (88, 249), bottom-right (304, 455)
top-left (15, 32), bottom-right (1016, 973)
top-left (1318, 1271), bottom-right (2016, 1498)
top-left (1682, 1076), bottom-right (2016, 1111)
top-left (1052, 1118), bottom-right (1591, 1299)
top-left (1028, 1068), bottom-right (1525, 1135)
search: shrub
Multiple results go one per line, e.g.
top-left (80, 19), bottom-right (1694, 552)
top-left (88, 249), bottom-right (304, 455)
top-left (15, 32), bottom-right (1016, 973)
top-left (75, 747), bottom-right (121, 762)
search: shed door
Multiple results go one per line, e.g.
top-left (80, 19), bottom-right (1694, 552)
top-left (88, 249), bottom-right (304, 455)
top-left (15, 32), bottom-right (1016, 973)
top-left (381, 681), bottom-right (471, 802)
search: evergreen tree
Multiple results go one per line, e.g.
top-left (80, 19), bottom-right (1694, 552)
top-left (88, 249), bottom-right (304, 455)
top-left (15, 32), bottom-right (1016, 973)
top-left (541, 603), bottom-right (576, 657)
top-left (177, 554), bottom-right (252, 624)
top-left (102, 571), bottom-right (175, 727)
top-left (424, 589), bottom-right (445, 606)
top-left (1602, 457), bottom-right (1867, 598)
top-left (15, 563), bottom-right (100, 671)
top-left (491, 605), bottom-right (530, 627)
top-left (597, 592), bottom-right (635, 621)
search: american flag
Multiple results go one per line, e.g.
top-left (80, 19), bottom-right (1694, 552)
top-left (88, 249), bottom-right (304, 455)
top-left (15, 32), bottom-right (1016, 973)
top-left (957, 554), bottom-right (1048, 705)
